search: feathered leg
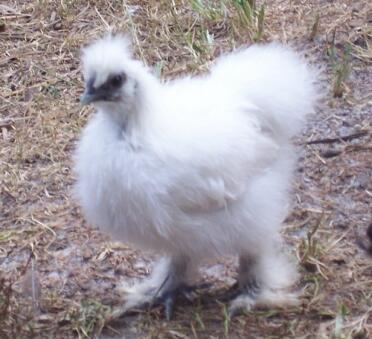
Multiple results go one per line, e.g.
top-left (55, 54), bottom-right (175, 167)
top-left (115, 255), bottom-right (197, 320)
top-left (229, 250), bottom-right (299, 316)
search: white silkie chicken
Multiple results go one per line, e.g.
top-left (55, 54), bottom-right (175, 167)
top-left (74, 34), bottom-right (317, 319)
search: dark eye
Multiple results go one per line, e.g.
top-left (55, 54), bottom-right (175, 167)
top-left (110, 74), bottom-right (125, 88)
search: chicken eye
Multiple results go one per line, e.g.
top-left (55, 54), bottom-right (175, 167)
top-left (110, 74), bottom-right (125, 88)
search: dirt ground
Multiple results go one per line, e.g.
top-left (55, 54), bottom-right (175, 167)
top-left (0, 0), bottom-right (371, 338)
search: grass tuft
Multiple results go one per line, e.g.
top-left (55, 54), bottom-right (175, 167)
top-left (298, 214), bottom-right (327, 277)
top-left (66, 299), bottom-right (110, 338)
top-left (330, 44), bottom-right (352, 98)
top-left (232, 0), bottom-right (266, 41)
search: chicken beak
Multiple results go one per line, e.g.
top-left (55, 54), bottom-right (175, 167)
top-left (80, 91), bottom-right (96, 105)
top-left (81, 77), bottom-right (99, 105)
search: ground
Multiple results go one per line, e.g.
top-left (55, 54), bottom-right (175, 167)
top-left (0, 0), bottom-right (371, 338)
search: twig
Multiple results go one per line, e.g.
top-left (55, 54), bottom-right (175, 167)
top-left (306, 130), bottom-right (370, 145)
top-left (320, 143), bottom-right (372, 158)
top-left (309, 13), bottom-right (320, 41)
top-left (320, 149), bottom-right (342, 158)
top-left (95, 6), bottom-right (110, 29)
top-left (0, 121), bottom-right (13, 129)
top-left (0, 14), bottom-right (31, 19)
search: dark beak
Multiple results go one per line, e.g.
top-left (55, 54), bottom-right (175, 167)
top-left (81, 87), bottom-right (112, 104)
top-left (80, 91), bottom-right (97, 105)
top-left (80, 86), bottom-right (112, 105)
top-left (80, 77), bottom-right (107, 105)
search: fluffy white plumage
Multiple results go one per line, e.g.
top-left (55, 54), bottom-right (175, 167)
top-left (74, 34), bottom-right (317, 317)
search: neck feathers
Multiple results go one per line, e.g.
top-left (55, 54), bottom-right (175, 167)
top-left (101, 71), bottom-right (160, 148)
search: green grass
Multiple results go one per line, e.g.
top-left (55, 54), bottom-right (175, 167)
top-left (232, 0), bottom-right (265, 41)
top-left (66, 299), bottom-right (110, 338)
top-left (327, 41), bottom-right (352, 98)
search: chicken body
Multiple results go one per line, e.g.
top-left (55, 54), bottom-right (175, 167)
top-left (75, 35), bottom-right (317, 317)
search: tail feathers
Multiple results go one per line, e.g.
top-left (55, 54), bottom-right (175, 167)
top-left (211, 43), bottom-right (319, 140)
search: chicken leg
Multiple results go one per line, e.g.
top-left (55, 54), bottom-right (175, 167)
top-left (116, 255), bottom-right (197, 320)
